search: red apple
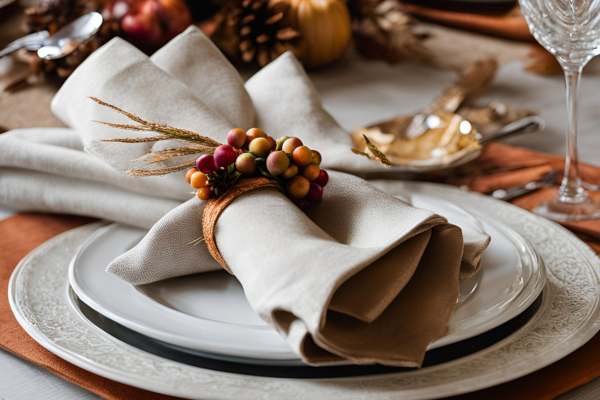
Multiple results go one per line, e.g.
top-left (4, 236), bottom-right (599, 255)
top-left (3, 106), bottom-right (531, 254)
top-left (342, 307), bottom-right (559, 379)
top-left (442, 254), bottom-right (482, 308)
top-left (106, 0), bottom-right (192, 53)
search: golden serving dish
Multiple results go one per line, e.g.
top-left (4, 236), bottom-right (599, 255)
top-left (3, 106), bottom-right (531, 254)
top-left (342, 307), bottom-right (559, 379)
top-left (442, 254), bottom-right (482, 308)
top-left (351, 57), bottom-right (539, 171)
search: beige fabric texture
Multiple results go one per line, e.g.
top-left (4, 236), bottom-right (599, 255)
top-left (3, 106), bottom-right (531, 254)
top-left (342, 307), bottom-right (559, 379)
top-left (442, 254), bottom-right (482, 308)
top-left (0, 26), bottom-right (490, 366)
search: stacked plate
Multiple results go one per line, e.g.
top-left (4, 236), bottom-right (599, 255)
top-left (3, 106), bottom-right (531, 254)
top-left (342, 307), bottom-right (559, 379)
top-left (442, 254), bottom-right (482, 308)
top-left (10, 181), bottom-right (600, 399)
top-left (66, 188), bottom-right (545, 376)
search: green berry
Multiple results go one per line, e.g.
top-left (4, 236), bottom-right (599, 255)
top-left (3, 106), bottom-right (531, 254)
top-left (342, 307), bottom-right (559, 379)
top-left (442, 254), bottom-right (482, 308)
top-left (236, 153), bottom-right (257, 174)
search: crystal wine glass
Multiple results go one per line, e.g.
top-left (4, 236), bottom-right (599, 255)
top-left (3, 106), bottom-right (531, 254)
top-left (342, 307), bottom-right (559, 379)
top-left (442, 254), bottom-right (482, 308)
top-left (520, 0), bottom-right (600, 221)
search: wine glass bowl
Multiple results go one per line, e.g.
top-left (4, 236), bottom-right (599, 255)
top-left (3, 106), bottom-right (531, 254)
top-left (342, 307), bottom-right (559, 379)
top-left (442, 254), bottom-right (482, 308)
top-left (520, 0), bottom-right (600, 221)
top-left (522, 0), bottom-right (600, 66)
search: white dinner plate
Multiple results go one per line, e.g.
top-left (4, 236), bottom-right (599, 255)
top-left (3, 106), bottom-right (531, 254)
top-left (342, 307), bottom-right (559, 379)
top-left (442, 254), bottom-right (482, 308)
top-left (69, 193), bottom-right (543, 361)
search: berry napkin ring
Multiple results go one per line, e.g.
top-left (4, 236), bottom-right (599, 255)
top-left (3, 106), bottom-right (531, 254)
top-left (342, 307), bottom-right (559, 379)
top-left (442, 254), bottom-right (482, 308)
top-left (91, 97), bottom-right (330, 272)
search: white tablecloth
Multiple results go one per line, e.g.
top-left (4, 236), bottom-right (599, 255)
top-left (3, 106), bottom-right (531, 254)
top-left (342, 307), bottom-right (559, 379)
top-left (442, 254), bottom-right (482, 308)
top-left (2, 51), bottom-right (600, 400)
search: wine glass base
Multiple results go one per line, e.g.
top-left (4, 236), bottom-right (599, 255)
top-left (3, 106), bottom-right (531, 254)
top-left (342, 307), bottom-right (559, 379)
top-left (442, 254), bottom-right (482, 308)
top-left (534, 195), bottom-right (600, 222)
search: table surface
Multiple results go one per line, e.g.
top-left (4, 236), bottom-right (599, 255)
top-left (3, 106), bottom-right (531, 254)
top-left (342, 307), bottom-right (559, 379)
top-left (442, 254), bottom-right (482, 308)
top-left (2, 5), bottom-right (600, 400)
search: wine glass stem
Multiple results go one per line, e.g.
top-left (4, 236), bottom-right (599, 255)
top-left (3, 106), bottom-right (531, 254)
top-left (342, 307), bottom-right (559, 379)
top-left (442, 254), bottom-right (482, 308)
top-left (558, 67), bottom-right (586, 203)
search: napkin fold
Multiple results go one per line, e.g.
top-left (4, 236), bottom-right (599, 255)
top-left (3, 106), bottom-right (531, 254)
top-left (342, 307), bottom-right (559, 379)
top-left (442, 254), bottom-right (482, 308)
top-left (0, 26), bottom-right (489, 367)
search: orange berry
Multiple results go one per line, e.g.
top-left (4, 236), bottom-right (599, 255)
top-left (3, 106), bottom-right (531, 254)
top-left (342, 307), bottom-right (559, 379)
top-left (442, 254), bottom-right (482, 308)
top-left (266, 135), bottom-right (277, 151)
top-left (282, 137), bottom-right (303, 153)
top-left (287, 175), bottom-right (310, 198)
top-left (190, 171), bottom-right (209, 189)
top-left (196, 186), bottom-right (212, 201)
top-left (301, 164), bottom-right (320, 181)
top-left (293, 146), bottom-right (312, 167)
top-left (186, 168), bottom-right (198, 184)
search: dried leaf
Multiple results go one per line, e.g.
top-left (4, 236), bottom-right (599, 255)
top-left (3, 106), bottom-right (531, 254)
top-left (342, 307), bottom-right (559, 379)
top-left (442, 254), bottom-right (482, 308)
top-left (352, 135), bottom-right (392, 166)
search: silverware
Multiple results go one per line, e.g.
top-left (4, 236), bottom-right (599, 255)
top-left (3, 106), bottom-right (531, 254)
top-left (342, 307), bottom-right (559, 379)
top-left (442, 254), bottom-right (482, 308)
top-left (491, 170), bottom-right (557, 201)
top-left (0, 12), bottom-right (103, 61)
top-left (477, 115), bottom-right (545, 144)
top-left (583, 181), bottom-right (600, 192)
top-left (0, 30), bottom-right (49, 59)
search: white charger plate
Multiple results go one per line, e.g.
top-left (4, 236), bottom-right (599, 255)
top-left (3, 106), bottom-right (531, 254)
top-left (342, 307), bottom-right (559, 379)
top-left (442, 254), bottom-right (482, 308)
top-left (68, 193), bottom-right (542, 361)
top-left (10, 181), bottom-right (599, 400)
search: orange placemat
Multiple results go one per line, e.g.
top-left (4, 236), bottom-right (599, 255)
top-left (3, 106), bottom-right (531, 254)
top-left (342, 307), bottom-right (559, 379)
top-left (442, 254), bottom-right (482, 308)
top-left (1, 143), bottom-right (600, 399)
top-left (0, 214), bottom-right (185, 400)
top-left (400, 3), bottom-right (534, 42)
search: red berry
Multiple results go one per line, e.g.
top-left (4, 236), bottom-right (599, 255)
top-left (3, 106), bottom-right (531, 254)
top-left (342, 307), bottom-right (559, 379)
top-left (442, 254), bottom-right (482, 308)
top-left (313, 170), bottom-right (329, 187)
top-left (304, 183), bottom-right (323, 203)
top-left (196, 154), bottom-right (216, 174)
top-left (214, 144), bottom-right (237, 169)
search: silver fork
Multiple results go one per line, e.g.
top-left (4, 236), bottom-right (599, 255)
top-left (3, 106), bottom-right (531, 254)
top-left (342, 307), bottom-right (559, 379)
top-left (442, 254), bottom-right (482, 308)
top-left (491, 170), bottom-right (558, 201)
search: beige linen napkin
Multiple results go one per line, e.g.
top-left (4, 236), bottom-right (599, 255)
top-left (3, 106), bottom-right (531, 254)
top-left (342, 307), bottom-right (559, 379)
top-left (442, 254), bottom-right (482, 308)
top-left (109, 172), bottom-right (473, 367)
top-left (1, 26), bottom-right (489, 366)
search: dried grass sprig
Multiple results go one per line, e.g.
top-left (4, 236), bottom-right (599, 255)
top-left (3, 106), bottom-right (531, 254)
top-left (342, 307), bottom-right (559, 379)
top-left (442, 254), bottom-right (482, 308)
top-left (101, 136), bottom-right (175, 143)
top-left (94, 122), bottom-right (156, 133)
top-left (352, 135), bottom-right (392, 167)
top-left (89, 97), bottom-right (222, 147)
top-left (130, 145), bottom-right (215, 165)
top-left (128, 160), bottom-right (197, 177)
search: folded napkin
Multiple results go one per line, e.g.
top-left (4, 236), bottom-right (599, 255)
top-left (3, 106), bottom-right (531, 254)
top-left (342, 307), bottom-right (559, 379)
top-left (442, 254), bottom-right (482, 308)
top-left (108, 170), bottom-right (490, 367)
top-left (0, 26), bottom-right (489, 366)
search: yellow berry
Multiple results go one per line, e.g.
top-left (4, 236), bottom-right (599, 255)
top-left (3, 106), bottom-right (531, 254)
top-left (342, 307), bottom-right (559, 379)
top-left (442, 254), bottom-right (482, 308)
top-left (311, 150), bottom-right (322, 166)
top-left (249, 137), bottom-right (271, 158)
top-left (282, 164), bottom-right (298, 179)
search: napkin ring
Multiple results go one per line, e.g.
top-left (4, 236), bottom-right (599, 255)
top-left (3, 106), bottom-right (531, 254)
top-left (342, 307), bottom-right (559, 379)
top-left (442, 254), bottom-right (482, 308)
top-left (202, 177), bottom-right (285, 274)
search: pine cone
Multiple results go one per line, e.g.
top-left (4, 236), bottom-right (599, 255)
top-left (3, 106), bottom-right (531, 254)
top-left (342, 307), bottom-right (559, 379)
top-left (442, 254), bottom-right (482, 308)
top-left (24, 0), bottom-right (94, 34)
top-left (212, 0), bottom-right (301, 67)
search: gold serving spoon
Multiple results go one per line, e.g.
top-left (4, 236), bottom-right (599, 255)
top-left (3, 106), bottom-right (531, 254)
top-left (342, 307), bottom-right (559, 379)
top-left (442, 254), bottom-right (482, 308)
top-left (404, 57), bottom-right (498, 139)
